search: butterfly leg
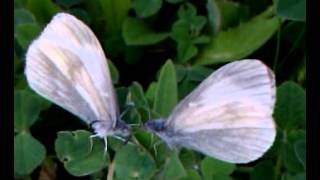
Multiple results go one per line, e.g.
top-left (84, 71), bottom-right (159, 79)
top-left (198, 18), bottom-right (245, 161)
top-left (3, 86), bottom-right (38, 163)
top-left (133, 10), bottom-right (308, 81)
top-left (89, 134), bottom-right (99, 152)
top-left (153, 140), bottom-right (164, 157)
top-left (103, 136), bottom-right (108, 156)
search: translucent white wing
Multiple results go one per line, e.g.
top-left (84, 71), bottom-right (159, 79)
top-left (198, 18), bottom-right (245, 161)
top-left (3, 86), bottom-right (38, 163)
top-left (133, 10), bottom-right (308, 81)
top-left (166, 59), bottom-right (276, 163)
top-left (25, 13), bottom-right (118, 128)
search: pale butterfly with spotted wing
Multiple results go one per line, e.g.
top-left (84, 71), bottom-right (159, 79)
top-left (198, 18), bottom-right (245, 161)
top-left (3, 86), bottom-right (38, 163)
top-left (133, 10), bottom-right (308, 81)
top-left (145, 59), bottom-right (276, 163)
top-left (24, 13), bottom-right (131, 152)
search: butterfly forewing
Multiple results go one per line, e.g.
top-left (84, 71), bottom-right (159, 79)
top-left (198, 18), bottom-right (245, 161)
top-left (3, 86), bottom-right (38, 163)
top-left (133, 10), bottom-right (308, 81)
top-left (165, 60), bottom-right (276, 163)
top-left (25, 13), bottom-right (118, 128)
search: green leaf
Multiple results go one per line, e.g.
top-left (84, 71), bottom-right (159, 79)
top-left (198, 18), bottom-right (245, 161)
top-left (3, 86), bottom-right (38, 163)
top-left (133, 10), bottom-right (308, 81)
top-left (175, 64), bottom-right (212, 83)
top-left (177, 3), bottom-right (207, 34)
top-left (196, 7), bottom-right (280, 65)
top-left (14, 9), bottom-right (36, 27)
top-left (186, 66), bottom-right (213, 82)
top-left (123, 17), bottom-right (169, 45)
top-left (15, 23), bottom-right (41, 49)
top-left (175, 65), bottom-right (188, 82)
top-left (177, 41), bottom-right (198, 62)
top-left (179, 149), bottom-right (201, 170)
top-left (162, 152), bottom-right (187, 180)
top-left (55, 130), bottom-right (92, 161)
top-left (180, 170), bottom-right (202, 180)
top-left (14, 52), bottom-right (21, 75)
top-left (14, 89), bottom-right (51, 131)
top-left (166, 0), bottom-right (183, 4)
top-left (287, 173), bottom-right (306, 180)
top-left (124, 108), bottom-right (142, 124)
top-left (26, 0), bottom-right (60, 24)
top-left (14, 0), bottom-right (28, 8)
top-left (55, 0), bottom-right (84, 7)
top-left (206, 0), bottom-right (220, 33)
top-left (145, 82), bottom-right (158, 105)
top-left (201, 157), bottom-right (235, 180)
top-left (68, 8), bottom-right (92, 25)
top-left (14, 133), bottom-right (46, 175)
top-left (108, 60), bottom-right (120, 84)
top-left (208, 0), bottom-right (250, 32)
top-left (250, 160), bottom-right (274, 180)
top-left (171, 20), bottom-right (190, 42)
top-left (116, 87), bottom-right (129, 110)
top-left (276, 0), bottom-right (306, 21)
top-left (100, 0), bottom-right (131, 35)
top-left (114, 145), bottom-right (156, 179)
top-left (137, 107), bottom-right (161, 122)
top-left (171, 20), bottom-right (199, 62)
top-left (282, 142), bottom-right (305, 173)
top-left (192, 35), bottom-right (210, 44)
top-left (133, 0), bottom-right (162, 18)
top-left (178, 78), bottom-right (198, 99)
top-left (153, 60), bottom-right (178, 116)
top-left (128, 82), bottom-right (149, 108)
top-left (55, 130), bottom-right (109, 176)
top-left (134, 128), bottom-right (154, 149)
top-left (294, 139), bottom-right (306, 170)
top-left (282, 130), bottom-right (305, 173)
top-left (182, 43), bottom-right (199, 62)
top-left (274, 81), bottom-right (306, 130)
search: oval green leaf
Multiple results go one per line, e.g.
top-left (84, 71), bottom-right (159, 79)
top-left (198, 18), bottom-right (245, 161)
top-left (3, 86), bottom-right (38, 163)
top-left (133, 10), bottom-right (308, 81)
top-left (196, 7), bottom-right (280, 65)
top-left (153, 60), bottom-right (178, 117)
top-left (26, 0), bottom-right (60, 24)
top-left (274, 81), bottom-right (306, 130)
top-left (55, 130), bottom-right (109, 176)
top-left (14, 133), bottom-right (46, 175)
top-left (14, 89), bottom-right (51, 131)
top-left (161, 152), bottom-right (187, 180)
top-left (122, 17), bottom-right (169, 45)
top-left (201, 157), bottom-right (235, 180)
top-left (133, 0), bottom-right (162, 18)
top-left (15, 23), bottom-right (41, 49)
top-left (276, 0), bottom-right (306, 21)
top-left (294, 139), bottom-right (306, 170)
top-left (114, 145), bottom-right (156, 179)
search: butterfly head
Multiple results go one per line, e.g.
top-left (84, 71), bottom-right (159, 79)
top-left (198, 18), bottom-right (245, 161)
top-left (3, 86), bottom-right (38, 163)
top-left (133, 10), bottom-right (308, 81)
top-left (144, 119), bottom-right (178, 150)
top-left (144, 119), bottom-right (166, 133)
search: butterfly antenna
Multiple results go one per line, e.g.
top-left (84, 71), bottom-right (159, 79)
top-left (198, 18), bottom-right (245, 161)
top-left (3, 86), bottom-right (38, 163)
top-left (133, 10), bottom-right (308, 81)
top-left (120, 101), bottom-right (136, 119)
top-left (147, 107), bottom-right (151, 120)
top-left (128, 123), bottom-right (141, 127)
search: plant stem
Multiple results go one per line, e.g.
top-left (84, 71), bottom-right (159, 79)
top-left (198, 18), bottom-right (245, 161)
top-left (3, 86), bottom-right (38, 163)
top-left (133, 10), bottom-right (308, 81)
top-left (274, 155), bottom-right (282, 180)
top-left (276, 27), bottom-right (305, 72)
top-left (107, 161), bottom-right (115, 180)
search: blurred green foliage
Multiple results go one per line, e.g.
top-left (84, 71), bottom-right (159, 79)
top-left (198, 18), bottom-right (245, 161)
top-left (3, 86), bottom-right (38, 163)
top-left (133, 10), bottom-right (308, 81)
top-left (14, 0), bottom-right (305, 179)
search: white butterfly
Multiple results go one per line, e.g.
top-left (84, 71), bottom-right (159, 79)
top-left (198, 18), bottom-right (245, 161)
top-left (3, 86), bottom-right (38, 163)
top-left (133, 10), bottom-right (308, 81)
top-left (145, 60), bottom-right (276, 163)
top-left (24, 13), bottom-right (131, 152)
